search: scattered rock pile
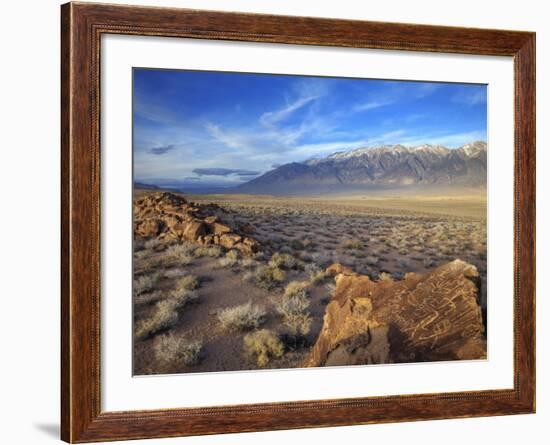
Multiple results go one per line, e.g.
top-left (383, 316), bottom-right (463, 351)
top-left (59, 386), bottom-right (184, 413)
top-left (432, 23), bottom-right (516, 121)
top-left (134, 192), bottom-right (260, 255)
top-left (303, 259), bottom-right (486, 367)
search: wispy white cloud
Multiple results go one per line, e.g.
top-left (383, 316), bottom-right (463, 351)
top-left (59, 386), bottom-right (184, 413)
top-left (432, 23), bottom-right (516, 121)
top-left (134, 95), bottom-right (180, 125)
top-left (205, 123), bottom-right (251, 151)
top-left (352, 100), bottom-right (393, 112)
top-left (451, 88), bottom-right (487, 106)
top-left (351, 82), bottom-right (440, 114)
top-left (260, 95), bottom-right (318, 127)
top-left (367, 129), bottom-right (408, 145)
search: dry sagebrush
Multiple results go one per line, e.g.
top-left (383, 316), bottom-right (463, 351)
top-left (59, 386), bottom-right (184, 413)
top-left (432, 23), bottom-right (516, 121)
top-left (269, 252), bottom-right (303, 270)
top-left (283, 280), bottom-right (309, 299)
top-left (134, 272), bottom-right (160, 296)
top-left (134, 274), bottom-right (200, 340)
top-left (135, 299), bottom-right (180, 340)
top-left (243, 329), bottom-right (284, 367)
top-left (245, 265), bottom-right (286, 290)
top-left (154, 333), bottom-right (203, 367)
top-left (275, 285), bottom-right (312, 337)
top-left (217, 301), bottom-right (266, 332)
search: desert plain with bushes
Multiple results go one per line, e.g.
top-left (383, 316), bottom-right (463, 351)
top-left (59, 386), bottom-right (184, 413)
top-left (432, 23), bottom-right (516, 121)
top-left (132, 189), bottom-right (487, 375)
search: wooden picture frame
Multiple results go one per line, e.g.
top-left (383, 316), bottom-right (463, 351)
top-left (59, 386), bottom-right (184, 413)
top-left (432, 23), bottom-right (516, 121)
top-left (61, 2), bottom-right (535, 442)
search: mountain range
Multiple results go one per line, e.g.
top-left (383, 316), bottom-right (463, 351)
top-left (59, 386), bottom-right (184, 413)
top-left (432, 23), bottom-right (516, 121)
top-left (236, 141), bottom-right (487, 194)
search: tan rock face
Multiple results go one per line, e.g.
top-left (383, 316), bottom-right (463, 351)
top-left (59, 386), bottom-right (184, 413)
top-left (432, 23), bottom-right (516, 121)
top-left (135, 218), bottom-right (164, 238)
top-left (304, 259), bottom-right (486, 367)
top-left (133, 192), bottom-right (260, 255)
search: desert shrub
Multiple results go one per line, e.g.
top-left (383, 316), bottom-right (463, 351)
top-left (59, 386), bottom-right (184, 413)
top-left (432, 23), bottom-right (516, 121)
top-left (135, 299), bottom-right (179, 340)
top-left (325, 282), bottom-right (336, 296)
top-left (342, 239), bottom-right (364, 250)
top-left (144, 238), bottom-right (162, 250)
top-left (174, 274), bottom-right (199, 292)
top-left (274, 289), bottom-right (312, 338)
top-left (306, 265), bottom-right (327, 285)
top-left (252, 251), bottom-right (268, 262)
top-left (135, 276), bottom-right (200, 339)
top-left (243, 329), bottom-right (284, 367)
top-left (134, 272), bottom-right (160, 295)
top-left (215, 249), bottom-right (241, 268)
top-left (290, 239), bottom-right (304, 250)
top-left (163, 268), bottom-right (188, 279)
top-left (242, 270), bottom-right (255, 283)
top-left (169, 288), bottom-right (199, 306)
top-left (274, 293), bottom-right (310, 319)
top-left (250, 265), bottom-right (286, 290)
top-left (310, 252), bottom-right (332, 267)
top-left (269, 252), bottom-right (302, 270)
top-left (215, 256), bottom-right (238, 269)
top-left (279, 245), bottom-right (293, 254)
top-left (134, 290), bottom-right (164, 306)
top-left (133, 248), bottom-right (150, 260)
top-left (225, 249), bottom-right (241, 261)
top-left (217, 302), bottom-right (266, 332)
top-left (193, 246), bottom-right (223, 258)
top-left (298, 252), bottom-right (313, 263)
top-left (134, 254), bottom-right (163, 271)
top-left (283, 281), bottom-right (309, 299)
top-left (364, 256), bottom-right (379, 266)
top-left (393, 271), bottom-right (405, 280)
top-left (283, 312), bottom-right (312, 337)
top-left (240, 258), bottom-right (258, 269)
top-left (154, 333), bottom-right (203, 366)
top-left (397, 258), bottom-right (410, 268)
top-left (378, 272), bottom-right (393, 281)
top-left (134, 238), bottom-right (146, 252)
top-left (165, 244), bottom-right (194, 265)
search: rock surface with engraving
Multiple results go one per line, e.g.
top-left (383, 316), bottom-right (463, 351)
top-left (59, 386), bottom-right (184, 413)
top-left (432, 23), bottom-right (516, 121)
top-left (133, 191), bottom-right (260, 255)
top-left (303, 259), bottom-right (486, 367)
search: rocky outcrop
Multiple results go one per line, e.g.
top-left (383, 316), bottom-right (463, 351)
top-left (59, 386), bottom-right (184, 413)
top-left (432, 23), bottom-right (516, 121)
top-left (134, 192), bottom-right (260, 255)
top-left (304, 259), bottom-right (486, 367)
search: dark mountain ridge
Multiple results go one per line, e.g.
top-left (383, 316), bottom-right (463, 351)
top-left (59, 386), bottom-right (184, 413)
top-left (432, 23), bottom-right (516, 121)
top-left (237, 141), bottom-right (487, 194)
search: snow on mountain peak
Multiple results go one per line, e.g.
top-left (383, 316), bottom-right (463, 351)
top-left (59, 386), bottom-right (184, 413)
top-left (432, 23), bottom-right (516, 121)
top-left (316, 141), bottom-right (485, 164)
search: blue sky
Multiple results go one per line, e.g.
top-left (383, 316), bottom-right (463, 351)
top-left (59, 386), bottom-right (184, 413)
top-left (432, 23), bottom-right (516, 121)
top-left (133, 68), bottom-right (487, 188)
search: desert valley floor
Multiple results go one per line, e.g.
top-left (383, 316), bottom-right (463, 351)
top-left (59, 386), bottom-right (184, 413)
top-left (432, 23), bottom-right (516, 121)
top-left (133, 189), bottom-right (487, 375)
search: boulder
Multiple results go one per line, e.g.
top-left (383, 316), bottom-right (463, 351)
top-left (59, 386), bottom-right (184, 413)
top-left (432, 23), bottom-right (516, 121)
top-left (303, 259), bottom-right (486, 367)
top-left (218, 233), bottom-right (242, 249)
top-left (135, 218), bottom-right (164, 237)
top-left (204, 216), bottom-right (219, 224)
top-left (182, 219), bottom-right (207, 241)
top-left (213, 222), bottom-right (232, 235)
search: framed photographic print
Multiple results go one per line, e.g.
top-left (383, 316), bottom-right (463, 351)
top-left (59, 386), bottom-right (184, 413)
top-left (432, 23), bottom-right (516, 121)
top-left (61, 2), bottom-right (535, 442)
